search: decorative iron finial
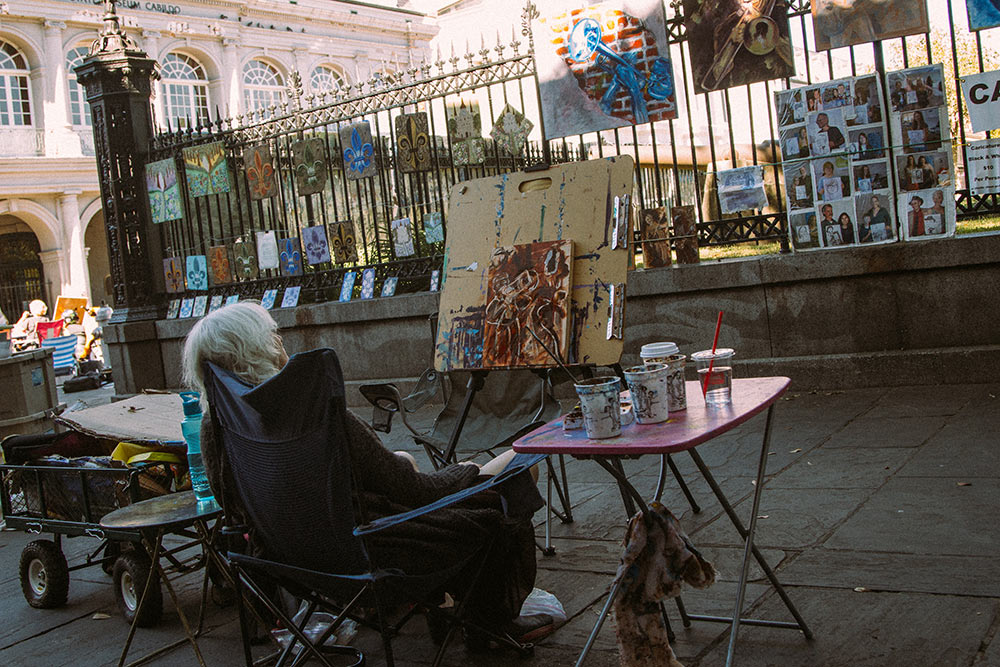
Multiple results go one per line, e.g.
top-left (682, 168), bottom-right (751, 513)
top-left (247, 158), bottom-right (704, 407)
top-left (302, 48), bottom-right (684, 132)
top-left (521, 1), bottom-right (538, 54)
top-left (89, 0), bottom-right (141, 56)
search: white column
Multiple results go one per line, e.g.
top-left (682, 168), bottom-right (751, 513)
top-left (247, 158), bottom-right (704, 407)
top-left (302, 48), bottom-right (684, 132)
top-left (142, 31), bottom-right (165, 129)
top-left (42, 20), bottom-right (81, 156)
top-left (59, 191), bottom-right (91, 300)
top-left (222, 38), bottom-right (242, 118)
top-left (37, 249), bottom-right (66, 308)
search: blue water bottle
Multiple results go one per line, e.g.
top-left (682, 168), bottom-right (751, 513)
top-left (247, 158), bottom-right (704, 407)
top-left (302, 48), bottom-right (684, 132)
top-left (180, 391), bottom-right (215, 503)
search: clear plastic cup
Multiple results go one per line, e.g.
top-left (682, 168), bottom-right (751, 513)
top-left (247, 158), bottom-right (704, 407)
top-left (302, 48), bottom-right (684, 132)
top-left (573, 377), bottom-right (622, 439)
top-left (691, 348), bottom-right (735, 406)
top-left (623, 364), bottom-right (670, 424)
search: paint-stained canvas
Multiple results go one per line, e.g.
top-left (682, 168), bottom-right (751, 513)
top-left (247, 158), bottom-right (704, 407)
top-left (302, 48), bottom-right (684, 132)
top-left (163, 257), bottom-right (184, 293)
top-left (302, 225), bottom-right (331, 265)
top-left (209, 245), bottom-right (232, 285)
top-left (640, 207), bottom-right (672, 268)
top-left (291, 138), bottom-right (328, 196)
top-left (146, 159), bottom-right (182, 224)
top-left (330, 220), bottom-right (359, 263)
top-left (245, 144), bottom-right (278, 200)
top-left (395, 112), bottom-right (432, 172)
top-left (490, 105), bottom-right (534, 156)
top-left (232, 240), bottom-right (258, 280)
top-left (447, 100), bottom-right (486, 165)
top-left (340, 122), bottom-right (376, 180)
top-left (813, 0), bottom-right (929, 50)
top-left (183, 142), bottom-right (230, 197)
top-left (482, 240), bottom-right (573, 368)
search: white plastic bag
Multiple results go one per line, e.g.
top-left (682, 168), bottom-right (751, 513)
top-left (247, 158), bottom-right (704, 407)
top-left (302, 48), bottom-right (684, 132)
top-left (271, 604), bottom-right (359, 654)
top-left (520, 587), bottom-right (567, 625)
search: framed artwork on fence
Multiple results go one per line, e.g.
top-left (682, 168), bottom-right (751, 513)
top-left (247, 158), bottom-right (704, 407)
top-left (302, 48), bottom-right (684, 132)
top-left (163, 257), bottom-right (184, 293)
top-left (302, 225), bottom-right (332, 265)
top-left (186, 255), bottom-right (208, 291)
top-left (291, 138), bottom-right (328, 196)
top-left (812, 0), bottom-right (929, 51)
top-left (256, 230), bottom-right (279, 270)
top-left (233, 240), bottom-right (258, 279)
top-left (280, 237), bottom-right (303, 276)
top-left (672, 205), bottom-right (700, 264)
top-left (490, 105), bottom-right (533, 156)
top-left (340, 122), bottom-right (376, 180)
top-left (640, 207), bottom-right (672, 268)
top-left (423, 212), bottom-right (444, 245)
top-left (330, 220), bottom-right (359, 263)
top-left (447, 100), bottom-right (486, 165)
top-left (395, 112), bottom-right (432, 172)
top-left (182, 142), bottom-right (231, 198)
top-left (245, 144), bottom-right (278, 200)
top-left (967, 0), bottom-right (1000, 30)
top-left (146, 159), bottom-right (183, 224)
top-left (209, 246), bottom-right (231, 285)
top-left (391, 218), bottom-right (415, 257)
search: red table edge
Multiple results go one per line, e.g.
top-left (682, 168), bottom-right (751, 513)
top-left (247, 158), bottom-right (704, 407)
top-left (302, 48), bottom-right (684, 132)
top-left (513, 376), bottom-right (791, 457)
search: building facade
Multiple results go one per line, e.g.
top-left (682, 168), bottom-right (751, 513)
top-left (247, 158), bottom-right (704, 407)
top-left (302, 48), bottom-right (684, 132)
top-left (0, 0), bottom-right (435, 320)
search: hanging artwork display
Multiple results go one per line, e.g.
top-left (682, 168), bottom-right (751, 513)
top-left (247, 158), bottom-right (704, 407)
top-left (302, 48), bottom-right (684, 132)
top-left (960, 70), bottom-right (1000, 133)
top-left (340, 122), bottom-right (376, 180)
top-left (717, 166), bottom-right (768, 215)
top-left (446, 100), bottom-right (486, 165)
top-left (280, 237), bottom-right (303, 276)
top-left (684, 0), bottom-right (795, 94)
top-left (302, 225), bottom-right (331, 265)
top-left (179, 298), bottom-right (194, 319)
top-left (395, 112), bottom-right (431, 172)
top-left (245, 144), bottom-right (278, 200)
top-left (360, 268), bottom-right (376, 299)
top-left (533, 0), bottom-right (677, 139)
top-left (391, 217), bottom-right (415, 257)
top-left (182, 142), bottom-right (230, 198)
top-left (490, 104), bottom-right (534, 156)
top-left (886, 64), bottom-right (955, 241)
top-left (775, 73), bottom-right (895, 250)
top-left (330, 220), bottom-right (359, 263)
top-left (225, 295), bottom-right (239, 306)
top-left (232, 240), bottom-right (258, 280)
top-left (482, 240), bottom-right (573, 368)
top-left (430, 269), bottom-right (440, 292)
top-left (280, 286), bottom-right (301, 309)
top-left (163, 257), bottom-right (184, 293)
top-left (208, 246), bottom-right (232, 285)
top-left (967, 0), bottom-right (1000, 30)
top-left (146, 159), bottom-right (183, 224)
top-left (256, 230), bottom-right (280, 270)
top-left (812, 0), bottom-right (929, 51)
top-left (381, 276), bottom-right (398, 297)
top-left (166, 299), bottom-right (180, 319)
top-left (208, 295), bottom-right (223, 313)
top-left (423, 211), bottom-right (444, 244)
top-left (186, 255), bottom-right (208, 291)
top-left (339, 271), bottom-right (357, 302)
top-left (671, 205), bottom-right (700, 264)
top-left (639, 207), bottom-right (672, 268)
top-left (261, 289), bottom-right (278, 310)
top-left (291, 138), bottom-right (328, 196)
top-left (192, 295), bottom-right (208, 318)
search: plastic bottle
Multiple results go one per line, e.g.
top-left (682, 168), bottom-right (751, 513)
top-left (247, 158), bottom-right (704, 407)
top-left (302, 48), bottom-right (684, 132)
top-left (180, 391), bottom-right (215, 502)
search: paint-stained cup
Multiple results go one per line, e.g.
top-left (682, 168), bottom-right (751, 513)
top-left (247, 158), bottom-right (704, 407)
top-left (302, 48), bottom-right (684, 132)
top-left (623, 364), bottom-right (670, 424)
top-left (574, 377), bottom-right (622, 439)
top-left (640, 342), bottom-right (687, 412)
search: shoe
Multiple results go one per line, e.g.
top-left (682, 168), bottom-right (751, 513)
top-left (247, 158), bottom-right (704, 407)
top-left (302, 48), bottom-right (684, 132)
top-left (505, 613), bottom-right (555, 643)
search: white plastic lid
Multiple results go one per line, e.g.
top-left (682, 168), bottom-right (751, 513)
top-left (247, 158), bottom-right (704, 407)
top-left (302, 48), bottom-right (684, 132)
top-left (691, 348), bottom-right (735, 361)
top-left (640, 342), bottom-right (679, 358)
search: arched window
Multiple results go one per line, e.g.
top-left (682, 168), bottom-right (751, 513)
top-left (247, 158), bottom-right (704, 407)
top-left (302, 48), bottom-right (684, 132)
top-left (161, 53), bottom-right (210, 130)
top-left (243, 59), bottom-right (283, 113)
top-left (309, 64), bottom-right (345, 95)
top-left (0, 40), bottom-right (32, 126)
top-left (67, 47), bottom-right (91, 127)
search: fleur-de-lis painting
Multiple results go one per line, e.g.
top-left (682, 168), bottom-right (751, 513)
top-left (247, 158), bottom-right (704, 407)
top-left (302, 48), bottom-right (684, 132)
top-left (446, 100), bottom-right (485, 165)
top-left (391, 217), bottom-right (415, 258)
top-left (166, 299), bottom-right (180, 319)
top-left (330, 220), bottom-right (359, 263)
top-left (147, 159), bottom-right (183, 223)
top-left (360, 268), bottom-right (376, 299)
top-left (186, 255), bottom-right (208, 291)
top-left (339, 271), bottom-right (357, 302)
top-left (183, 142), bottom-right (231, 198)
top-left (232, 240), bottom-right (258, 280)
top-left (423, 211), bottom-right (444, 245)
top-left (340, 122), bottom-right (376, 180)
top-left (302, 225), bottom-right (331, 265)
top-left (163, 257), bottom-right (184, 293)
top-left (291, 138), bottom-right (328, 196)
top-left (490, 104), bottom-right (534, 156)
top-left (395, 112), bottom-right (431, 172)
top-left (280, 237), bottom-right (303, 276)
top-left (245, 144), bottom-right (277, 200)
top-left (179, 298), bottom-right (194, 318)
top-left (209, 245), bottom-right (232, 285)
top-left (381, 276), bottom-right (398, 297)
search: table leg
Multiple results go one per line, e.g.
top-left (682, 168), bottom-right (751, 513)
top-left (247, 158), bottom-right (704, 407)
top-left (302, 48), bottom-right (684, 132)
top-left (153, 537), bottom-right (209, 667)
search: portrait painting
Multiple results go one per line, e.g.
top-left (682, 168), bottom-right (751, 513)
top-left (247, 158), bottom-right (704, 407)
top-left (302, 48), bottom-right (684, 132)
top-left (683, 0), bottom-right (795, 94)
top-left (490, 104), bottom-right (534, 156)
top-left (967, 0), bottom-right (1000, 30)
top-left (279, 237), bottom-right (303, 277)
top-left (788, 211), bottom-right (820, 250)
top-left (671, 205), bottom-right (700, 264)
top-left (185, 254), bottom-right (208, 291)
top-left (639, 207), bottom-right (672, 268)
top-left (482, 239), bottom-right (574, 368)
top-left (340, 122), bottom-right (376, 180)
top-left (330, 220), bottom-right (359, 263)
top-left (232, 240), bottom-right (258, 280)
top-left (446, 100), bottom-right (486, 165)
top-left (291, 138), bottom-right (328, 196)
top-left (245, 144), bottom-right (278, 200)
top-left (812, 0), bottom-right (929, 51)
top-left (302, 225), bottom-right (331, 265)
top-left (534, 0), bottom-right (677, 139)
top-left (208, 245), bottom-right (232, 285)
top-left (395, 112), bottom-right (432, 173)
top-left (146, 158), bottom-right (183, 224)
top-left (391, 217), bottom-right (415, 258)
top-left (163, 257), bottom-right (184, 293)
top-left (182, 141), bottom-right (230, 198)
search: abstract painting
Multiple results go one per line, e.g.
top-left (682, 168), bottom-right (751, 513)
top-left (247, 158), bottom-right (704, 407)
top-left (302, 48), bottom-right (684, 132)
top-left (391, 217), bottom-right (415, 257)
top-left (534, 0), bottom-right (677, 139)
top-left (146, 158), bottom-right (182, 223)
top-left (260, 289), bottom-right (278, 310)
top-left (302, 225), bottom-right (331, 265)
top-left (339, 271), bottom-right (356, 302)
top-left (381, 276), bottom-right (398, 297)
top-left (186, 255), bottom-right (208, 291)
top-left (672, 205), bottom-right (700, 264)
top-left (182, 142), bottom-right (230, 197)
top-left (813, 0), bottom-right (929, 50)
top-left (291, 138), bottom-right (328, 196)
top-left (683, 0), bottom-right (795, 94)
top-left (209, 245), bottom-right (232, 286)
top-left (395, 112), bottom-right (431, 172)
top-left (340, 122), bottom-right (376, 180)
top-left (640, 207), bottom-right (672, 268)
top-left (968, 0), bottom-right (1000, 30)
top-left (482, 239), bottom-right (573, 368)
top-left (256, 231), bottom-right (279, 270)
top-left (245, 144), bottom-right (277, 200)
top-left (490, 104), bottom-right (534, 156)
top-left (232, 240), bottom-right (258, 280)
top-left (446, 100), bottom-right (486, 165)
top-left (360, 268), bottom-right (376, 299)
top-left (163, 257), bottom-right (184, 293)
top-left (280, 237), bottom-right (303, 277)
top-left (423, 211), bottom-right (444, 244)
top-left (330, 220), bottom-right (359, 263)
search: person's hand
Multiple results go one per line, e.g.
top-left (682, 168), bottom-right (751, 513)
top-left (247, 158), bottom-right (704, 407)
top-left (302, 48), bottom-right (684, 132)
top-left (459, 460), bottom-right (482, 470)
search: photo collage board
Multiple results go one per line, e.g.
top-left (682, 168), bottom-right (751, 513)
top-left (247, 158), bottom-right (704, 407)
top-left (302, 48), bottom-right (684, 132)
top-left (776, 74), bottom-right (895, 250)
top-left (886, 64), bottom-right (956, 241)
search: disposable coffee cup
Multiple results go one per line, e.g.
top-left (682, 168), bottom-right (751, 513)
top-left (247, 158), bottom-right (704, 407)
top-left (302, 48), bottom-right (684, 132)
top-left (640, 341), bottom-right (687, 412)
top-left (573, 376), bottom-right (622, 439)
top-left (623, 364), bottom-right (670, 424)
top-left (691, 348), bottom-right (735, 406)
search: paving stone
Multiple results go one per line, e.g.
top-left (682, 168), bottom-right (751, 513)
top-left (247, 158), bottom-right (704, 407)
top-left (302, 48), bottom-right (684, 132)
top-left (896, 418), bottom-right (1000, 479)
top-left (823, 415), bottom-right (947, 448)
top-left (863, 384), bottom-right (982, 418)
top-left (766, 447), bottom-right (914, 489)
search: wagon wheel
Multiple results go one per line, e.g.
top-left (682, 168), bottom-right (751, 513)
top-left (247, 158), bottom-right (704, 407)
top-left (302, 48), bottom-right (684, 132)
top-left (19, 540), bottom-right (70, 609)
top-left (101, 540), bottom-right (122, 576)
top-left (113, 551), bottom-right (163, 627)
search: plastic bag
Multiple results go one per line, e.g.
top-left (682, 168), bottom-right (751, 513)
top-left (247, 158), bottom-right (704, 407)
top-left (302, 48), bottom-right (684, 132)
top-left (271, 604), bottom-right (359, 655)
top-left (520, 587), bottom-right (567, 625)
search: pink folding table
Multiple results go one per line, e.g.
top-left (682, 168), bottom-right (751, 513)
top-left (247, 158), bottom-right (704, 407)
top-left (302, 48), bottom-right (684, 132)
top-left (513, 376), bottom-right (812, 667)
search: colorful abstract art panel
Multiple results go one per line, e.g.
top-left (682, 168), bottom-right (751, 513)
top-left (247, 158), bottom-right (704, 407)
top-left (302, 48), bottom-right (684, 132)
top-left (639, 207), bottom-right (672, 268)
top-left (340, 122), bottom-right (376, 180)
top-left (245, 144), bottom-right (278, 200)
top-left (391, 217), bottom-right (415, 257)
top-left (302, 225), bottom-right (331, 265)
top-left (482, 239), bottom-right (573, 368)
top-left (446, 101), bottom-right (485, 165)
top-left (280, 237), bottom-right (303, 277)
top-left (163, 257), bottom-right (184, 293)
top-left (186, 255), bottom-right (208, 291)
top-left (490, 104), bottom-right (534, 156)
top-left (232, 240), bottom-right (258, 280)
top-left (182, 142), bottom-right (230, 198)
top-left (146, 159), bottom-right (182, 224)
top-left (209, 245), bottom-right (232, 285)
top-left (330, 220), bottom-right (359, 263)
top-left (423, 211), bottom-right (444, 245)
top-left (291, 138), bottom-right (328, 196)
top-left (395, 112), bottom-right (432, 173)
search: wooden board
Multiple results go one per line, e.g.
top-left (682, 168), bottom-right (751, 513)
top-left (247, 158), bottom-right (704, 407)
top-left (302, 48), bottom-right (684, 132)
top-left (434, 156), bottom-right (633, 371)
top-left (55, 393), bottom-right (186, 455)
top-left (54, 296), bottom-right (88, 325)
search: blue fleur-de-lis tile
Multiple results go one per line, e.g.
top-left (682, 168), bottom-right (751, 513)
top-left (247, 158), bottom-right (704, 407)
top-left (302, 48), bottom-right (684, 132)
top-left (340, 271), bottom-right (357, 302)
top-left (192, 295), bottom-right (208, 317)
top-left (208, 295), bottom-right (223, 313)
top-left (166, 299), bottom-right (180, 319)
top-left (280, 286), bottom-right (301, 309)
top-left (302, 225), bottom-right (331, 265)
top-left (381, 276), bottom-right (398, 297)
top-left (280, 237), bottom-right (303, 276)
top-left (186, 255), bottom-right (208, 291)
top-left (340, 122), bottom-right (376, 181)
top-left (360, 268), bottom-right (375, 299)
top-left (261, 289), bottom-right (277, 310)
top-left (179, 298), bottom-right (194, 318)
top-left (430, 269), bottom-right (440, 292)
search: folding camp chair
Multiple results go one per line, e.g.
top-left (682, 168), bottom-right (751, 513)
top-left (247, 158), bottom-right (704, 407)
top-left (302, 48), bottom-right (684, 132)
top-left (203, 348), bottom-right (545, 667)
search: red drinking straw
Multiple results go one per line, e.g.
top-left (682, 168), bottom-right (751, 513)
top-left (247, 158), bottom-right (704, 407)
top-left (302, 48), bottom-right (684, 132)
top-left (701, 311), bottom-right (724, 397)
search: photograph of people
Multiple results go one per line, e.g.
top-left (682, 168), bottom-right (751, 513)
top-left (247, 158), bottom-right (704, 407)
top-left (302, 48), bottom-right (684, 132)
top-left (811, 111), bottom-right (846, 152)
top-left (781, 127), bottom-right (809, 159)
top-left (788, 163), bottom-right (813, 208)
top-left (850, 129), bottom-right (884, 160)
top-left (823, 82), bottom-right (850, 108)
top-left (924, 188), bottom-right (947, 234)
top-left (778, 90), bottom-right (805, 126)
top-left (917, 155), bottom-right (938, 187)
top-left (858, 214), bottom-right (873, 243)
top-left (814, 159), bottom-right (848, 201)
top-left (807, 88), bottom-right (823, 112)
top-left (903, 110), bottom-right (941, 153)
top-left (907, 195), bottom-right (926, 236)
top-left (818, 203), bottom-right (842, 245)
top-left (790, 211), bottom-right (820, 249)
top-left (900, 155), bottom-right (924, 190)
top-left (837, 211), bottom-right (856, 244)
top-left (935, 154), bottom-right (951, 186)
top-left (866, 193), bottom-right (891, 228)
top-left (888, 66), bottom-right (945, 112)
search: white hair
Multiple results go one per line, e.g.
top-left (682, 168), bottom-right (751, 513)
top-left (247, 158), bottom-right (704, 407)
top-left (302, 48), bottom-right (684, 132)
top-left (182, 301), bottom-right (284, 398)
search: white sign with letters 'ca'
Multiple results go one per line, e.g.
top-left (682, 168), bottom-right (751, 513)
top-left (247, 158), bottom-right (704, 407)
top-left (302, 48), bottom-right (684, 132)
top-left (966, 137), bottom-right (1000, 196)
top-left (961, 70), bottom-right (1000, 133)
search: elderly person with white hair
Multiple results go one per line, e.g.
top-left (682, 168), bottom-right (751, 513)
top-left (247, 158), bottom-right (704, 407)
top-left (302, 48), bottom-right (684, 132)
top-left (181, 301), bottom-right (550, 647)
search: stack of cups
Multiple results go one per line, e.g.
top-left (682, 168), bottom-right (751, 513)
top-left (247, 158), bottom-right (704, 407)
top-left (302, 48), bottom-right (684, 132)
top-left (573, 377), bottom-right (623, 439)
top-left (640, 342), bottom-right (687, 412)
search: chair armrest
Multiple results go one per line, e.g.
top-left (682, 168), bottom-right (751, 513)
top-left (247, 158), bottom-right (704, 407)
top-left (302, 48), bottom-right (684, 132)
top-left (353, 453), bottom-right (546, 537)
top-left (358, 382), bottom-right (403, 434)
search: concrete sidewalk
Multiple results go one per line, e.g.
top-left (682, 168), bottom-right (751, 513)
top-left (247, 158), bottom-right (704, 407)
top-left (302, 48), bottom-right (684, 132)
top-left (1, 382), bottom-right (997, 666)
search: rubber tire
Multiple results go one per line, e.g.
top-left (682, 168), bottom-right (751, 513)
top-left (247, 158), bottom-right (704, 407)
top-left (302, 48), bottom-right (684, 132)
top-left (113, 551), bottom-right (163, 627)
top-left (101, 541), bottom-right (121, 576)
top-left (19, 540), bottom-right (70, 609)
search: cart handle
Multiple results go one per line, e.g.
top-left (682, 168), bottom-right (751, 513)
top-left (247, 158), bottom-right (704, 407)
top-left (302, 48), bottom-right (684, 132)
top-left (25, 522), bottom-right (42, 534)
top-left (85, 527), bottom-right (106, 540)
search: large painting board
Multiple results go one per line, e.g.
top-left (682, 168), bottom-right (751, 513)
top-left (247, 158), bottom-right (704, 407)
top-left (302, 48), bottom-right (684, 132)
top-left (434, 157), bottom-right (633, 372)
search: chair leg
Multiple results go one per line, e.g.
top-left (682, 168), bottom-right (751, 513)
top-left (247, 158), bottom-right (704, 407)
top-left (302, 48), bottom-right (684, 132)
top-left (233, 564), bottom-right (255, 667)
